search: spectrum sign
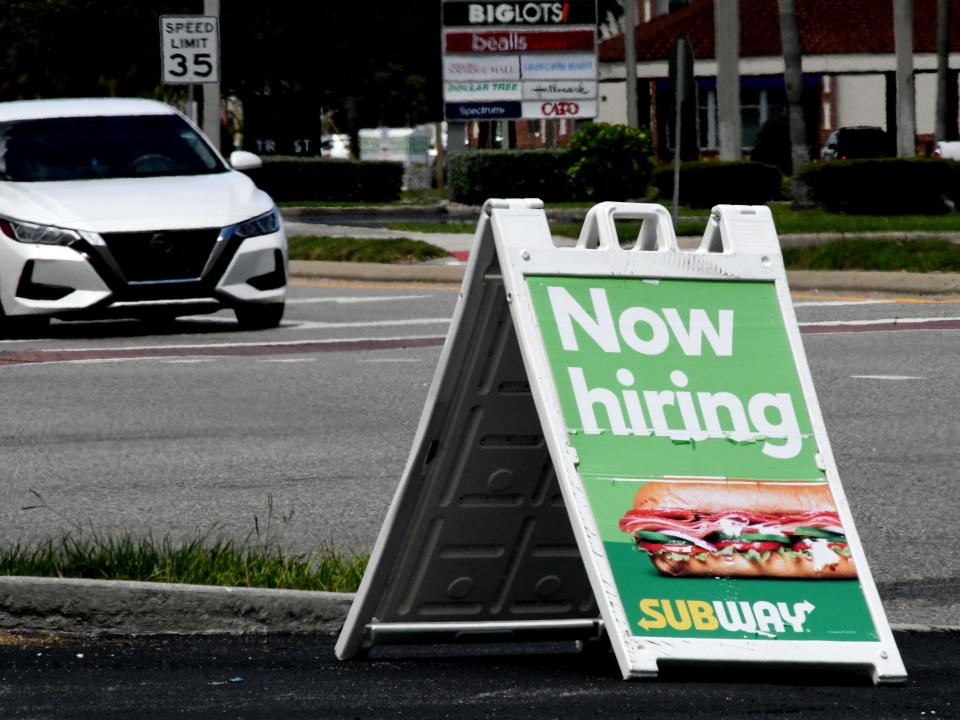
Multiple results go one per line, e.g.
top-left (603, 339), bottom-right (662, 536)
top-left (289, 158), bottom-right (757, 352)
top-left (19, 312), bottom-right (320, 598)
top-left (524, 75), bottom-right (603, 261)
top-left (442, 0), bottom-right (598, 121)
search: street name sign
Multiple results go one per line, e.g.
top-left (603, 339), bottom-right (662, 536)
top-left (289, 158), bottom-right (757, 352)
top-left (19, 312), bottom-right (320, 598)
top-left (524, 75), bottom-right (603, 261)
top-left (336, 200), bottom-right (906, 683)
top-left (160, 15), bottom-right (220, 84)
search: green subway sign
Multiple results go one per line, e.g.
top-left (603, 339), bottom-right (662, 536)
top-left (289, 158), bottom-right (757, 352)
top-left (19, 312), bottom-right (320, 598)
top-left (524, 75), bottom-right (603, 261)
top-left (528, 275), bottom-right (877, 642)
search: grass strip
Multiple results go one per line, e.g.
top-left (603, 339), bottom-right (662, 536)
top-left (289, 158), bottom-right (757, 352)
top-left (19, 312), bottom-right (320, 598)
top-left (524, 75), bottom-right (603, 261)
top-left (783, 238), bottom-right (960, 272)
top-left (0, 533), bottom-right (367, 592)
top-left (288, 236), bottom-right (450, 263)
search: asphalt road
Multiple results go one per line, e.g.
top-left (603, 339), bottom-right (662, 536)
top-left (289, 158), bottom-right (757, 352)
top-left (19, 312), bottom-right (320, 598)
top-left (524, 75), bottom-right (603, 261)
top-left (0, 281), bottom-right (958, 628)
top-left (0, 631), bottom-right (955, 719)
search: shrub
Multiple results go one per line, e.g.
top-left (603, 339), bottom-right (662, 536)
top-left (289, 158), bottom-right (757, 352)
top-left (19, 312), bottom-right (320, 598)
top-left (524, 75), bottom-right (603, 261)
top-left (447, 149), bottom-right (572, 205)
top-left (566, 122), bottom-right (654, 200)
top-left (652, 161), bottom-right (784, 207)
top-left (798, 158), bottom-right (960, 214)
top-left (246, 156), bottom-right (404, 203)
top-left (750, 113), bottom-right (792, 175)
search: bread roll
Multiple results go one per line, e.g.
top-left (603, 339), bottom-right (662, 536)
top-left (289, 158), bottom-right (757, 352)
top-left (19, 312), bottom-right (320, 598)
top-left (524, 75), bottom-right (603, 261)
top-left (632, 479), bottom-right (836, 515)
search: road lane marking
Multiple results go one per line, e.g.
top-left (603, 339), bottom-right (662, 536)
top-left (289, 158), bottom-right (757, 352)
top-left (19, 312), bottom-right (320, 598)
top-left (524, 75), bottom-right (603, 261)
top-left (258, 358), bottom-right (317, 364)
top-left (799, 316), bottom-right (960, 334)
top-left (851, 375), bottom-right (925, 380)
top-left (286, 294), bottom-right (433, 305)
top-left (794, 300), bottom-right (894, 307)
top-left (358, 358), bottom-right (421, 363)
top-left (0, 335), bottom-right (447, 367)
top-left (294, 318), bottom-right (450, 330)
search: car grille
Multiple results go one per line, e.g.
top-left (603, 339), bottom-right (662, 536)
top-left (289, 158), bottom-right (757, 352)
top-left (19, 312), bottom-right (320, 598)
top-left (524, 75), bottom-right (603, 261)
top-left (100, 229), bottom-right (220, 282)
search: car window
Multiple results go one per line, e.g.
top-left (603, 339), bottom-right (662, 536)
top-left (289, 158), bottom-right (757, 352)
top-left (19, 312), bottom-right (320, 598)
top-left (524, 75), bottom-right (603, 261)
top-left (0, 114), bottom-right (227, 182)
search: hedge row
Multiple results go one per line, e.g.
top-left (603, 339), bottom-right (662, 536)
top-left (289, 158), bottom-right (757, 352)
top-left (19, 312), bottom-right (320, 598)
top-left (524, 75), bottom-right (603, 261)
top-left (798, 158), bottom-right (960, 214)
top-left (652, 161), bottom-right (784, 207)
top-left (246, 157), bottom-right (404, 203)
top-left (448, 150), bottom-right (573, 205)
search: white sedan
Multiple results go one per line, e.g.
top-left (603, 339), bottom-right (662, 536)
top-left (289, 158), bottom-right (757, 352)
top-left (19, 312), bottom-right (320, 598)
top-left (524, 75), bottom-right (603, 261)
top-left (0, 97), bottom-right (287, 335)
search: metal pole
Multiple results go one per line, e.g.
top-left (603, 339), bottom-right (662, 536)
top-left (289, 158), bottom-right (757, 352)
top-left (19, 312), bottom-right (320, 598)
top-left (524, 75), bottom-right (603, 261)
top-left (715, 0), bottom-right (741, 160)
top-left (672, 44), bottom-right (683, 229)
top-left (893, 0), bottom-right (916, 157)
top-left (624, 0), bottom-right (639, 128)
top-left (202, 0), bottom-right (221, 152)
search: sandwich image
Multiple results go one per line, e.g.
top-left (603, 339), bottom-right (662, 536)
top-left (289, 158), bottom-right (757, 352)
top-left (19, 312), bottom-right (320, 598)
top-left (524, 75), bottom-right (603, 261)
top-left (618, 480), bottom-right (856, 579)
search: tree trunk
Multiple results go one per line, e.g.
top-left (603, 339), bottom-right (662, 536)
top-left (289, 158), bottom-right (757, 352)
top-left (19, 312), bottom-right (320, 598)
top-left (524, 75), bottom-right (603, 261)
top-left (777, 0), bottom-right (810, 205)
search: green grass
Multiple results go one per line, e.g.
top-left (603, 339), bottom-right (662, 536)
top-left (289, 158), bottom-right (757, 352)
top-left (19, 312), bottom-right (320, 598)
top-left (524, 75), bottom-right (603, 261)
top-left (783, 238), bottom-right (960, 272)
top-left (0, 532), bottom-right (367, 591)
top-left (288, 236), bottom-right (451, 263)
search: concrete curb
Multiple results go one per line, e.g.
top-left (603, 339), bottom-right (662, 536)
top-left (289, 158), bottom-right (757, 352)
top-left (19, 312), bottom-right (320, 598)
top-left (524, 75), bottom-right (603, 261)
top-left (0, 577), bottom-right (955, 637)
top-left (0, 576), bottom-right (352, 636)
top-left (290, 260), bottom-right (960, 295)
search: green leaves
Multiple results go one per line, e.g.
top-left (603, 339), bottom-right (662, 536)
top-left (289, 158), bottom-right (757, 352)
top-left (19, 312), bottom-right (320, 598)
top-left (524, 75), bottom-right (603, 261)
top-left (565, 123), bottom-right (655, 201)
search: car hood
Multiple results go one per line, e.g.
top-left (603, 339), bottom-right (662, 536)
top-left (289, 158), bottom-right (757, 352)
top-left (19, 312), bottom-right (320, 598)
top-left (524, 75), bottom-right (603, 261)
top-left (0, 171), bottom-right (274, 233)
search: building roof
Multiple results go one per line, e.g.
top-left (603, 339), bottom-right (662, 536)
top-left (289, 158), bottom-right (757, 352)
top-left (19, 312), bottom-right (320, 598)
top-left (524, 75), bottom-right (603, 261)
top-left (600, 0), bottom-right (960, 63)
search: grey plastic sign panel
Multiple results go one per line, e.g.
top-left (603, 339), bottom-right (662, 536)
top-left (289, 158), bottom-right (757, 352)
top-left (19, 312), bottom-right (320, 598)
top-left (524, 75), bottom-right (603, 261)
top-left (336, 199), bottom-right (906, 683)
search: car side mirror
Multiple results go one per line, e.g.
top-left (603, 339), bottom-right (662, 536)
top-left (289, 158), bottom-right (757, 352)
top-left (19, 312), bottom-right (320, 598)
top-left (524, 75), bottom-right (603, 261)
top-left (229, 150), bottom-right (263, 171)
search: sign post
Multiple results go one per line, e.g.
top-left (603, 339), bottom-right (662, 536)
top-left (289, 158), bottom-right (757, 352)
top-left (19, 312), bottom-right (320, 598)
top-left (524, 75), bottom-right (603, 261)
top-left (160, 13), bottom-right (221, 151)
top-left (337, 199), bottom-right (906, 683)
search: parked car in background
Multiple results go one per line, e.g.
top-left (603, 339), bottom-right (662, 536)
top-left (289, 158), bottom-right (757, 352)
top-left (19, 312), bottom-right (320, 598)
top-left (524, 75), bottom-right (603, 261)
top-left (933, 140), bottom-right (960, 160)
top-left (820, 126), bottom-right (893, 160)
top-left (0, 97), bottom-right (287, 335)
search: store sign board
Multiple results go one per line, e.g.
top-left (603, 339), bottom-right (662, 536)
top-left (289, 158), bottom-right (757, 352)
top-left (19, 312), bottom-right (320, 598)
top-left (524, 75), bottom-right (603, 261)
top-left (443, 54), bottom-right (521, 81)
top-left (522, 79), bottom-right (597, 100)
top-left (442, 0), bottom-right (598, 26)
top-left (445, 101), bottom-right (522, 120)
top-left (522, 99), bottom-right (596, 118)
top-left (520, 52), bottom-right (596, 79)
top-left (444, 28), bottom-right (595, 53)
top-left (445, 81), bottom-right (522, 102)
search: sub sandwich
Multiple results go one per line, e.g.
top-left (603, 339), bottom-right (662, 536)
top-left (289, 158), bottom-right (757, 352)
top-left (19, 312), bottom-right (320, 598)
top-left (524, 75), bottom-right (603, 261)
top-left (618, 480), bottom-right (856, 579)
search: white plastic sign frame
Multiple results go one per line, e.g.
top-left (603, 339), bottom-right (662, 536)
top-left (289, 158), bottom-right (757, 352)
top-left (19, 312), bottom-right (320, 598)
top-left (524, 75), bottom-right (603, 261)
top-left (337, 199), bottom-right (906, 683)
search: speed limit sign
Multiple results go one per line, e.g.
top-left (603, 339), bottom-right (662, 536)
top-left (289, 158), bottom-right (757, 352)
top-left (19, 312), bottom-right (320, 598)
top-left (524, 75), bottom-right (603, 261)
top-left (160, 15), bottom-right (220, 84)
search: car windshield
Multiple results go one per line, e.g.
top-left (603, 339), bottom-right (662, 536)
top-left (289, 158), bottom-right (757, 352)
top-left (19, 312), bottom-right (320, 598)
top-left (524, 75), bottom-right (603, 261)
top-left (0, 113), bottom-right (226, 182)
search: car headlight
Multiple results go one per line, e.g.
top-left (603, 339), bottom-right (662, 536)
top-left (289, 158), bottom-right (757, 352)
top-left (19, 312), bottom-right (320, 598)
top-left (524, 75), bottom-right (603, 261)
top-left (233, 208), bottom-right (281, 239)
top-left (0, 218), bottom-right (81, 245)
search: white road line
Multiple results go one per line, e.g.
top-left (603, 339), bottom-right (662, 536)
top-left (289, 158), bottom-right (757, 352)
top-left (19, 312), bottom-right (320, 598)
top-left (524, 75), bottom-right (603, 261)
top-left (794, 300), bottom-right (894, 307)
top-left (800, 316), bottom-right (960, 327)
top-left (358, 358), bottom-right (421, 363)
top-left (257, 358), bottom-right (316, 363)
top-left (161, 359), bottom-right (216, 364)
top-left (851, 374), bottom-right (925, 380)
top-left (0, 334), bottom-right (446, 355)
top-left (286, 295), bottom-right (433, 305)
top-left (294, 318), bottom-right (450, 330)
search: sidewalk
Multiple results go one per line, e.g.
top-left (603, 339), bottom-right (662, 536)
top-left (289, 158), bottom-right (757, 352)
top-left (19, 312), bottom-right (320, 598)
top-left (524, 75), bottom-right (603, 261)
top-left (283, 211), bottom-right (960, 296)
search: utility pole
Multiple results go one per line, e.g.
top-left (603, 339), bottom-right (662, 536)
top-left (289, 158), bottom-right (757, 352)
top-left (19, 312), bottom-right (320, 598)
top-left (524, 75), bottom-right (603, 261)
top-left (893, 0), bottom-right (916, 157)
top-left (715, 0), bottom-right (741, 160)
top-left (935, 0), bottom-right (951, 141)
top-left (624, 0), bottom-right (639, 128)
top-left (202, 0), bottom-right (221, 152)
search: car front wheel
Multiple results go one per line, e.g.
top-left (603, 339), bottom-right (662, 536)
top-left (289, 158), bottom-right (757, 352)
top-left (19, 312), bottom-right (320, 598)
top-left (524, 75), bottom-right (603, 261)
top-left (234, 302), bottom-right (284, 330)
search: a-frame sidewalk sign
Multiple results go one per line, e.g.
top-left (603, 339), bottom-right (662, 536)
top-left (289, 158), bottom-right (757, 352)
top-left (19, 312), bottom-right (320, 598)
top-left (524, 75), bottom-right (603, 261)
top-left (336, 199), bottom-right (906, 683)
